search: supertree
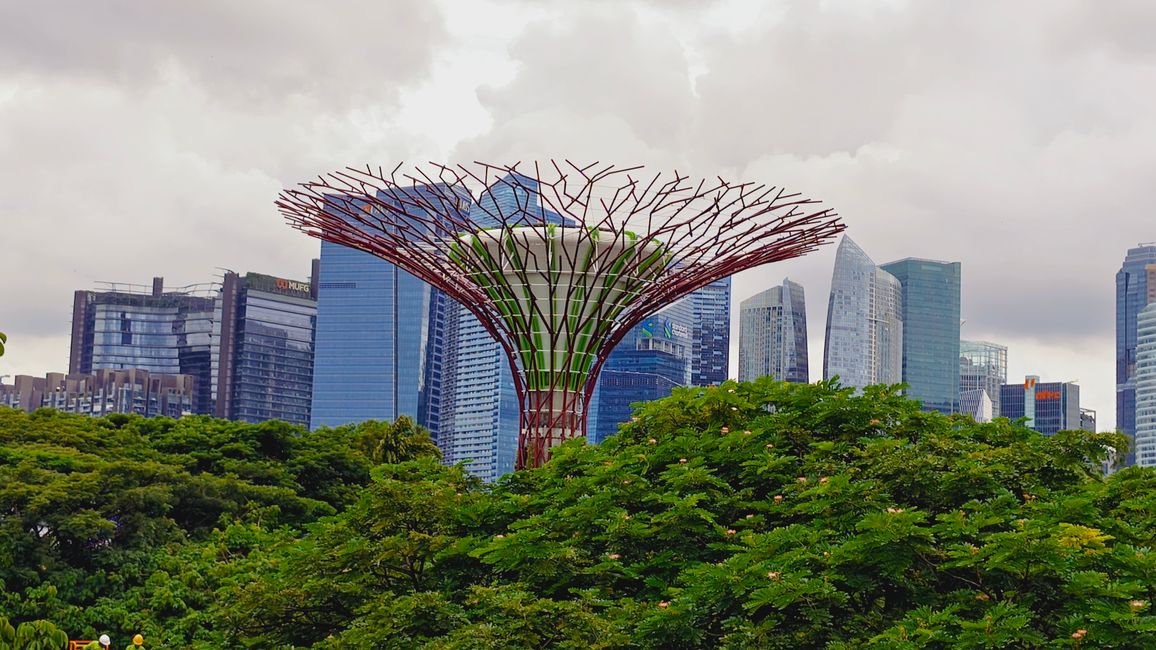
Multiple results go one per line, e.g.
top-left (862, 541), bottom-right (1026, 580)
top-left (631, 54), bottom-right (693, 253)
top-left (278, 161), bottom-right (843, 469)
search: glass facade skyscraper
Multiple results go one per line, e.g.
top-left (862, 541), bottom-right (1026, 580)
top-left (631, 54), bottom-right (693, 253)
top-left (216, 272), bottom-right (317, 427)
top-left (429, 173), bottom-right (568, 480)
top-left (1116, 245), bottom-right (1156, 463)
top-left (309, 184), bottom-right (470, 432)
top-left (1000, 376), bottom-right (1081, 437)
top-left (1135, 303), bottom-right (1156, 467)
top-left (738, 278), bottom-right (808, 383)
top-left (960, 340), bottom-right (1007, 418)
top-left (589, 298), bottom-right (694, 444)
top-left (880, 257), bottom-right (961, 414)
top-left (69, 270), bottom-right (318, 425)
top-left (70, 279), bottom-right (220, 415)
top-left (310, 241), bottom-right (442, 431)
top-left (437, 302), bottom-right (520, 481)
top-left (691, 277), bottom-right (731, 386)
top-left (823, 236), bottom-right (903, 390)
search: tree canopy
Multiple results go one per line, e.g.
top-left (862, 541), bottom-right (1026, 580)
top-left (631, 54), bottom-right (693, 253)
top-left (0, 410), bottom-right (437, 646)
top-left (2, 380), bottom-right (1154, 648)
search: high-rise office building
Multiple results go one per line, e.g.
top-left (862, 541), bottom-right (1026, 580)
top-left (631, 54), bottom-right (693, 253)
top-left (68, 269), bottom-right (319, 426)
top-left (437, 302), bottom-right (520, 481)
top-left (738, 278), bottom-right (808, 383)
top-left (215, 271), bottom-right (317, 428)
top-left (960, 340), bottom-right (1007, 418)
top-left (823, 236), bottom-right (903, 390)
top-left (1117, 246), bottom-right (1156, 464)
top-left (1000, 375), bottom-right (1082, 437)
top-left (69, 278), bottom-right (217, 414)
top-left (1135, 303), bottom-right (1156, 467)
top-left (880, 257), bottom-right (961, 414)
top-left (589, 299), bottom-right (694, 444)
top-left (310, 241), bottom-right (444, 431)
top-left (309, 185), bottom-right (468, 432)
top-left (431, 174), bottom-right (568, 479)
top-left (691, 277), bottom-right (731, 386)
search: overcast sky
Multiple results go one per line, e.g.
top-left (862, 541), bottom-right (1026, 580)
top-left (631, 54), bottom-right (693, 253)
top-left (3, 0), bottom-right (1154, 430)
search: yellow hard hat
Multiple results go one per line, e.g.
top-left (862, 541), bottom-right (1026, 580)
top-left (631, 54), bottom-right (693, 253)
top-left (133, 635), bottom-right (144, 646)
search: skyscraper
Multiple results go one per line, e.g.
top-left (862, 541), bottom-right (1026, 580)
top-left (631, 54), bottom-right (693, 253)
top-left (310, 241), bottom-right (443, 431)
top-left (1135, 302), bottom-right (1156, 467)
top-left (308, 184), bottom-right (468, 432)
top-left (589, 298), bottom-right (694, 444)
top-left (437, 302), bottom-right (520, 481)
top-left (1000, 375), bottom-right (1082, 437)
top-left (880, 257), bottom-right (961, 414)
top-left (1117, 245), bottom-right (1156, 461)
top-left (691, 277), bottom-right (731, 386)
top-left (215, 271), bottom-right (317, 428)
top-left (823, 236), bottom-right (903, 390)
top-left (69, 278), bottom-right (220, 415)
top-left (738, 278), bottom-right (808, 383)
top-left (960, 340), bottom-right (1007, 418)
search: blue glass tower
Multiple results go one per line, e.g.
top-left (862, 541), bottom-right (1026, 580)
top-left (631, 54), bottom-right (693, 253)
top-left (437, 302), bottom-right (520, 481)
top-left (589, 298), bottom-right (694, 443)
top-left (309, 185), bottom-right (467, 431)
top-left (879, 257), bottom-right (961, 414)
top-left (1000, 376), bottom-right (1081, 437)
top-left (691, 277), bottom-right (731, 386)
top-left (738, 278), bottom-right (808, 383)
top-left (310, 242), bottom-right (442, 431)
top-left (1117, 244), bottom-right (1156, 463)
top-left (217, 271), bottom-right (317, 427)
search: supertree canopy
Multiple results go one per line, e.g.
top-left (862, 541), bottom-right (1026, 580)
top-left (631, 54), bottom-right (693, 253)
top-left (278, 161), bottom-right (844, 469)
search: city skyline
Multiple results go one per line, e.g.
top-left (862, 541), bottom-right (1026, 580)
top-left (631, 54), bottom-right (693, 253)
top-left (3, 1), bottom-right (1154, 432)
top-left (3, 236), bottom-right (1136, 436)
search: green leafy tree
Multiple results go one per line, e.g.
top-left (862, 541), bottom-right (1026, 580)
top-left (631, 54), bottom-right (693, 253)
top-left (6, 380), bottom-right (1155, 648)
top-left (0, 409), bottom-right (439, 645)
top-left (216, 379), bottom-right (1154, 649)
top-left (0, 331), bottom-right (7, 357)
top-left (0, 617), bottom-right (69, 650)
